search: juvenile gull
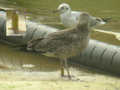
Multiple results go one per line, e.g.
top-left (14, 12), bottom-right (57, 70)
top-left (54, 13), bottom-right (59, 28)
top-left (27, 12), bottom-right (92, 79)
top-left (55, 3), bottom-right (106, 28)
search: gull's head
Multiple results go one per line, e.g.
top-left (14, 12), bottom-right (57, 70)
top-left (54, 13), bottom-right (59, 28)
top-left (78, 12), bottom-right (90, 25)
top-left (95, 17), bottom-right (106, 25)
top-left (56, 3), bottom-right (71, 14)
top-left (89, 17), bottom-right (106, 27)
top-left (76, 12), bottom-right (91, 30)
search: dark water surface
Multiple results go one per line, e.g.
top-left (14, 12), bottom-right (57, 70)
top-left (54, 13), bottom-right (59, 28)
top-left (0, 43), bottom-right (60, 71)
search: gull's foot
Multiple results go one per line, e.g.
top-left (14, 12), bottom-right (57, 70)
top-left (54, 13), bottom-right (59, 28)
top-left (68, 75), bottom-right (80, 81)
top-left (61, 75), bottom-right (80, 81)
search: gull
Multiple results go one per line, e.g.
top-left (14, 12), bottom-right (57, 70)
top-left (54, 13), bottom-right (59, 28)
top-left (27, 12), bottom-right (92, 79)
top-left (55, 3), bottom-right (107, 28)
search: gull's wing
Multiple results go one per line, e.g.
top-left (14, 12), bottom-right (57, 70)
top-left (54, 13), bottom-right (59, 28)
top-left (71, 11), bottom-right (82, 17)
top-left (27, 29), bottom-right (77, 53)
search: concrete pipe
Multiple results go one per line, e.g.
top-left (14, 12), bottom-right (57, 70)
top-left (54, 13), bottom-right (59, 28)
top-left (71, 40), bottom-right (120, 75)
top-left (0, 11), bottom-right (58, 44)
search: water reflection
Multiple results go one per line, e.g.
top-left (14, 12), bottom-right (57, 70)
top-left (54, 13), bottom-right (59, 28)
top-left (0, 43), bottom-right (60, 71)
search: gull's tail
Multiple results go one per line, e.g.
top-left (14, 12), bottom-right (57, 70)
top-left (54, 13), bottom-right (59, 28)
top-left (27, 38), bottom-right (43, 51)
top-left (13, 44), bottom-right (28, 51)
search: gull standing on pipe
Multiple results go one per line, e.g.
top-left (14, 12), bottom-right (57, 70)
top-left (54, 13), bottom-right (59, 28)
top-left (54, 3), bottom-right (106, 28)
top-left (27, 12), bottom-right (93, 79)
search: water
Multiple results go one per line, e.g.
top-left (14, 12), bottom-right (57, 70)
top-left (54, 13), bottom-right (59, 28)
top-left (0, 0), bottom-right (120, 87)
top-left (0, 43), bottom-right (59, 71)
top-left (0, 0), bottom-right (120, 31)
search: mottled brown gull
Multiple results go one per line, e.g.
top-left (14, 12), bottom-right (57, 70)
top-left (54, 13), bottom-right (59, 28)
top-left (27, 12), bottom-right (92, 79)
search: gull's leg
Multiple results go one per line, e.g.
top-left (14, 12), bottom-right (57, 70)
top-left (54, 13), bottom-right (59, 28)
top-left (60, 59), bottom-right (64, 77)
top-left (64, 58), bottom-right (71, 79)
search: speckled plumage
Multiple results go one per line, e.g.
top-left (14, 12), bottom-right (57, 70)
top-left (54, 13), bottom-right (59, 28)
top-left (27, 12), bottom-right (92, 79)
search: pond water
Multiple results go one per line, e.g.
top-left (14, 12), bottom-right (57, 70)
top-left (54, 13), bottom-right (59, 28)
top-left (0, 0), bottom-right (120, 88)
top-left (0, 0), bottom-right (120, 31)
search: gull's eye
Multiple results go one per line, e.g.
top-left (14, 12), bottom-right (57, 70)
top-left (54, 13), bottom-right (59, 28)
top-left (66, 7), bottom-right (69, 10)
top-left (61, 7), bottom-right (64, 10)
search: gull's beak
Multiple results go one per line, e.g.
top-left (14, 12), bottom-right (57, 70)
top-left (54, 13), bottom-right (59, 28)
top-left (100, 21), bottom-right (106, 25)
top-left (52, 9), bottom-right (59, 13)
